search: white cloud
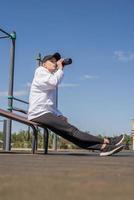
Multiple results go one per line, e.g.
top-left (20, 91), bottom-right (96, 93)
top-left (114, 50), bottom-right (134, 61)
top-left (81, 75), bottom-right (99, 80)
top-left (59, 83), bottom-right (79, 88)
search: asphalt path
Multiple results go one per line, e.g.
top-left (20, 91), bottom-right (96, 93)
top-left (0, 150), bottom-right (134, 200)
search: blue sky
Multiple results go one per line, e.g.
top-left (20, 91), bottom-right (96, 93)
top-left (0, 0), bottom-right (134, 136)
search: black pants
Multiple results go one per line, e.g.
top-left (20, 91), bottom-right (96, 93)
top-left (32, 113), bottom-right (104, 150)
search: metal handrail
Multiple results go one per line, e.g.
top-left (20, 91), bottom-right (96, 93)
top-left (0, 36), bottom-right (9, 39)
top-left (0, 28), bottom-right (11, 38)
top-left (12, 107), bottom-right (27, 114)
top-left (0, 28), bottom-right (17, 151)
top-left (13, 97), bottom-right (29, 104)
top-left (0, 28), bottom-right (10, 37)
top-left (0, 28), bottom-right (16, 40)
top-left (8, 96), bottom-right (29, 105)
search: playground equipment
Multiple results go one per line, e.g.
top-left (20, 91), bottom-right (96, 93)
top-left (0, 28), bottom-right (49, 153)
top-left (0, 108), bottom-right (49, 153)
top-left (0, 28), bottom-right (16, 151)
top-left (0, 28), bottom-right (67, 152)
top-left (0, 119), bottom-right (7, 149)
top-left (131, 119), bottom-right (134, 150)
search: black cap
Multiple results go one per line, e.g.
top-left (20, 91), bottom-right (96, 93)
top-left (42, 52), bottom-right (61, 63)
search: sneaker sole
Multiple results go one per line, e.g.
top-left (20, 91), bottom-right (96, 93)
top-left (100, 145), bottom-right (124, 156)
top-left (115, 135), bottom-right (125, 146)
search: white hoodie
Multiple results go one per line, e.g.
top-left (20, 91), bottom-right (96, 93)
top-left (28, 66), bottom-right (64, 120)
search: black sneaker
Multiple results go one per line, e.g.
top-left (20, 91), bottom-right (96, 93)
top-left (100, 144), bottom-right (124, 156)
top-left (107, 134), bottom-right (124, 146)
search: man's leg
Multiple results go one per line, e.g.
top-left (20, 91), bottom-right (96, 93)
top-left (32, 113), bottom-right (103, 150)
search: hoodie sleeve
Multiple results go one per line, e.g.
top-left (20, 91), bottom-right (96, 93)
top-left (34, 67), bottom-right (64, 90)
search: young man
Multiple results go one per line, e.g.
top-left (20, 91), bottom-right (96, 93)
top-left (28, 52), bottom-right (124, 156)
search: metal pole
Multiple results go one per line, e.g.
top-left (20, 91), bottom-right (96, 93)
top-left (36, 53), bottom-right (42, 66)
top-left (0, 28), bottom-right (11, 37)
top-left (5, 31), bottom-right (16, 151)
top-left (0, 36), bottom-right (9, 39)
top-left (53, 87), bottom-right (58, 150)
top-left (132, 119), bottom-right (134, 150)
top-left (3, 120), bottom-right (7, 150)
top-left (13, 96), bottom-right (29, 104)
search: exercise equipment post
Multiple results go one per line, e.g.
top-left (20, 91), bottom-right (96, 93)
top-left (0, 119), bottom-right (7, 150)
top-left (132, 119), bottom-right (134, 150)
top-left (0, 28), bottom-right (16, 151)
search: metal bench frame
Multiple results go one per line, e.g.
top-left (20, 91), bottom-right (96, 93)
top-left (0, 108), bottom-right (49, 154)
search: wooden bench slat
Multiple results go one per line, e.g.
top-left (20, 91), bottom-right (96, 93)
top-left (0, 108), bottom-right (44, 128)
top-left (0, 108), bottom-right (49, 154)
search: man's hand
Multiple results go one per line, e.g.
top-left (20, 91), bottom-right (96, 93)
top-left (57, 58), bottom-right (64, 69)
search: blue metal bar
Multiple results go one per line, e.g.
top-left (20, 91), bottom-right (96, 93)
top-left (8, 96), bottom-right (29, 104)
top-left (13, 97), bottom-right (29, 104)
top-left (6, 31), bottom-right (16, 151)
top-left (12, 107), bottom-right (27, 114)
top-left (0, 36), bottom-right (9, 39)
top-left (36, 53), bottom-right (42, 66)
top-left (0, 28), bottom-right (11, 38)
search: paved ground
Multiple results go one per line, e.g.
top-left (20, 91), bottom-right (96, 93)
top-left (0, 150), bottom-right (134, 200)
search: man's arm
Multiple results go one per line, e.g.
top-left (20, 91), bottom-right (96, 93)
top-left (35, 67), bottom-right (64, 90)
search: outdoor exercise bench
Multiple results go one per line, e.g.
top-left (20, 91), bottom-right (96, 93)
top-left (0, 108), bottom-right (49, 154)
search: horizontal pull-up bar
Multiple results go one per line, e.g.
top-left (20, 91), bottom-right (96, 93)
top-left (0, 28), bottom-right (16, 40)
top-left (0, 28), bottom-right (11, 37)
top-left (8, 107), bottom-right (27, 114)
top-left (0, 108), bottom-right (49, 154)
top-left (0, 36), bottom-right (9, 39)
top-left (0, 27), bottom-right (17, 151)
top-left (8, 96), bottom-right (29, 104)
